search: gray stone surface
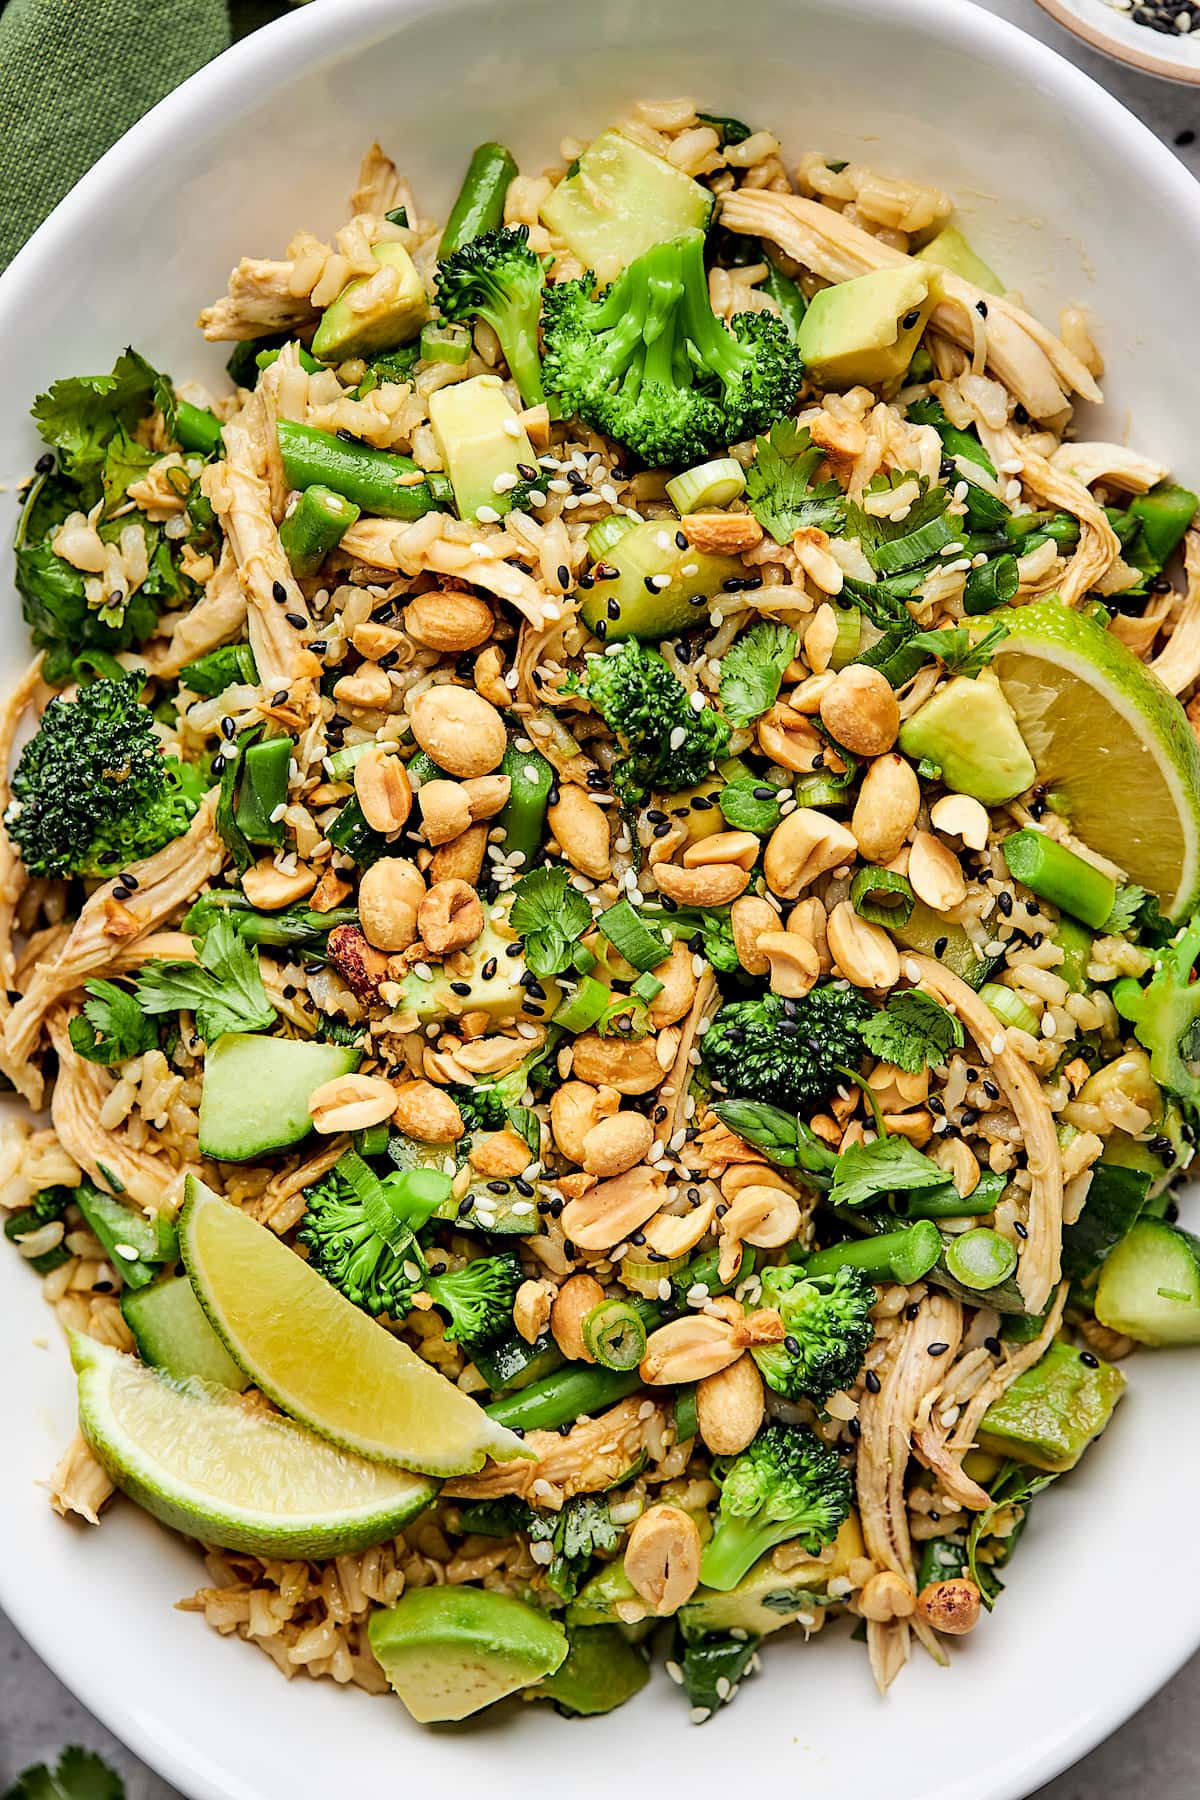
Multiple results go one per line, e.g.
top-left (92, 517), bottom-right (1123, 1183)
top-left (3, 0), bottom-right (1200, 1794)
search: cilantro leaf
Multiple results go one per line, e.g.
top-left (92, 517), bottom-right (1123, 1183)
top-left (68, 978), bottom-right (157, 1065)
top-left (965, 1461), bottom-right (1058, 1611)
top-left (527, 1494), bottom-right (621, 1600)
top-left (860, 990), bottom-right (965, 1074)
top-left (4, 1749), bottom-right (125, 1800)
top-left (908, 621), bottom-right (1007, 680)
top-left (509, 865), bottom-right (594, 978)
top-left (1104, 883), bottom-right (1147, 935)
top-left (745, 420), bottom-right (846, 544)
top-left (136, 915), bottom-right (275, 1042)
top-left (32, 349), bottom-right (174, 505)
top-left (829, 1134), bottom-right (949, 1208)
top-left (847, 473), bottom-right (956, 574)
top-left (101, 429), bottom-right (157, 516)
top-left (678, 1630), bottom-right (759, 1717)
top-left (718, 621), bottom-right (798, 728)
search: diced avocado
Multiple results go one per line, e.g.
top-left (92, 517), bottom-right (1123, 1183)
top-left (977, 1337), bottom-right (1126, 1471)
top-left (400, 900), bottom-right (560, 1026)
top-left (368, 1585), bottom-right (567, 1722)
top-left (531, 1625), bottom-right (649, 1716)
top-left (198, 1034), bottom-right (361, 1162)
top-left (679, 1514), bottom-right (865, 1638)
top-left (917, 225), bottom-right (1004, 296)
top-left (540, 129), bottom-right (714, 284)
top-left (73, 1186), bottom-right (177, 1293)
top-left (796, 265), bottom-right (937, 392)
top-left (579, 519), bottom-right (742, 641)
top-left (1076, 1049), bottom-right (1162, 1124)
top-left (121, 1274), bottom-right (249, 1390)
top-left (428, 375), bottom-right (537, 522)
top-left (898, 670), bottom-right (1035, 805)
top-left (311, 241), bottom-right (427, 362)
top-left (567, 1557), bottom-right (650, 1628)
top-left (1095, 1216), bottom-right (1200, 1345)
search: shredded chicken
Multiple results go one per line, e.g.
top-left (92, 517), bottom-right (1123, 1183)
top-left (0, 658), bottom-right (50, 1030)
top-left (198, 258), bottom-right (318, 342)
top-left (1151, 530), bottom-right (1200, 696)
top-left (947, 1282), bottom-right (1069, 1457)
top-left (909, 958), bottom-right (1063, 1315)
top-left (341, 517), bottom-right (568, 630)
top-left (47, 1010), bottom-right (187, 1213)
top-left (444, 1395), bottom-right (667, 1501)
top-left (144, 543), bottom-right (249, 679)
top-left (1, 793), bottom-right (224, 1100)
top-left (349, 142), bottom-right (403, 217)
top-left (1049, 440), bottom-right (1168, 495)
top-left (1017, 450), bottom-right (1122, 604)
top-left (719, 189), bottom-right (1101, 420)
top-left (46, 1431), bottom-right (114, 1525)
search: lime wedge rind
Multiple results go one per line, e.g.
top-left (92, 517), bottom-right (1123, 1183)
top-left (179, 1177), bottom-right (530, 1478)
top-left (72, 1334), bottom-right (438, 1557)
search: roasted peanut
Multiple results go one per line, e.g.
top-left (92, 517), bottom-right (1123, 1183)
top-left (915, 1577), bottom-right (980, 1635)
top-left (351, 620), bottom-right (405, 661)
top-left (548, 784), bottom-right (612, 880)
top-left (764, 808), bottom-right (856, 900)
top-left (653, 861), bottom-right (749, 906)
top-left (570, 1033), bottom-right (664, 1095)
top-left (720, 1184), bottom-right (801, 1252)
top-left (640, 1313), bottom-right (742, 1384)
top-left (759, 930), bottom-right (821, 998)
top-left (646, 940), bottom-right (698, 1028)
top-left (309, 1072), bottom-right (397, 1134)
top-left (859, 1571), bottom-right (916, 1623)
top-left (932, 1135), bottom-right (981, 1198)
top-left (550, 1272), bottom-right (606, 1362)
top-left (409, 685), bottom-right (507, 777)
top-left (930, 792), bottom-right (989, 851)
top-left (469, 1129), bottom-right (533, 1178)
top-left (793, 527), bottom-right (844, 596)
top-left (550, 1081), bottom-right (620, 1163)
top-left (417, 879), bottom-right (484, 955)
top-left (560, 1165), bottom-right (667, 1251)
top-left (418, 779), bottom-right (473, 845)
top-left (392, 1079), bottom-right (464, 1143)
top-left (581, 1110), bottom-right (654, 1177)
top-left (696, 1355), bottom-right (764, 1456)
top-left (404, 589), bottom-right (493, 653)
top-left (730, 894), bottom-right (778, 976)
top-left (326, 923), bottom-right (390, 999)
top-left (681, 512), bottom-right (763, 554)
top-left (757, 703), bottom-right (826, 772)
top-left (623, 1505), bottom-right (702, 1614)
top-left (787, 895), bottom-right (832, 971)
top-left (513, 1278), bottom-right (556, 1345)
top-left (333, 662), bottom-right (393, 710)
top-left (462, 774), bottom-right (511, 821)
top-left (851, 754), bottom-right (921, 863)
top-left (358, 856), bottom-right (424, 952)
top-left (867, 1061), bottom-right (929, 1111)
top-left (908, 830), bottom-right (967, 911)
top-left (430, 823), bottom-right (489, 886)
top-left (803, 602), bottom-right (839, 675)
top-left (641, 1191), bottom-right (718, 1259)
top-left (820, 665), bottom-right (900, 756)
top-left (353, 746), bottom-right (412, 835)
top-left (474, 643), bottom-right (509, 707)
top-left (826, 900), bottom-right (900, 988)
top-left (682, 829), bottom-right (759, 871)
top-left (720, 1162), bottom-right (798, 1200)
top-left (241, 859), bottom-right (317, 910)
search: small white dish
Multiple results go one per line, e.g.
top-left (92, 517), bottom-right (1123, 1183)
top-left (1034, 0), bottom-right (1200, 85)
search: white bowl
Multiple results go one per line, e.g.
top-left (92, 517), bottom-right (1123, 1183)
top-left (1033, 0), bottom-right (1200, 86)
top-left (3, 1), bottom-right (1200, 1796)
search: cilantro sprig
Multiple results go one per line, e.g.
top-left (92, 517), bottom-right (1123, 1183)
top-left (509, 865), bottom-right (594, 978)
top-left (744, 420), bottom-right (846, 544)
top-left (135, 915), bottom-right (275, 1042)
top-left (860, 990), bottom-right (966, 1074)
top-left (718, 621), bottom-right (798, 728)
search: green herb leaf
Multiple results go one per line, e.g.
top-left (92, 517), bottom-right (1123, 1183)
top-left (718, 621), bottom-right (798, 728)
top-left (717, 777), bottom-right (784, 834)
top-left (860, 990), bottom-right (966, 1074)
top-left (136, 915), bottom-right (275, 1042)
top-left (847, 473), bottom-right (956, 574)
top-left (67, 979), bottom-right (157, 1066)
top-left (677, 1629), bottom-right (760, 1716)
top-left (1104, 883), bottom-right (1147, 935)
top-left (4, 1748), bottom-right (125, 1800)
top-left (965, 1461), bottom-right (1058, 1611)
top-left (32, 349), bottom-right (174, 505)
top-left (744, 420), bottom-right (845, 545)
top-left (908, 621), bottom-right (1007, 679)
top-left (829, 1134), bottom-right (949, 1208)
top-left (509, 866), bottom-right (595, 978)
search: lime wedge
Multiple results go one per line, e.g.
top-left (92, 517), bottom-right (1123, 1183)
top-left (71, 1334), bottom-right (438, 1556)
top-left (179, 1177), bottom-right (529, 1476)
top-left (992, 597), bottom-right (1200, 919)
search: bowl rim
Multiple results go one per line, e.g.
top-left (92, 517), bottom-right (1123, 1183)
top-left (1031, 0), bottom-right (1200, 86)
top-left (4, 0), bottom-right (1200, 1795)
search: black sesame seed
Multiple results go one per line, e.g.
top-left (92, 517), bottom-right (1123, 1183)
top-left (211, 756), bottom-right (225, 777)
top-left (557, 564), bottom-right (570, 588)
top-left (901, 309), bottom-right (920, 329)
top-left (221, 716), bottom-right (236, 739)
top-left (309, 640), bottom-right (327, 656)
top-left (644, 576), bottom-right (659, 593)
top-left (984, 1335), bottom-right (1002, 1355)
top-left (983, 1079), bottom-right (1000, 1100)
top-left (594, 619), bottom-right (607, 639)
top-left (1014, 1221), bottom-right (1028, 1239)
top-left (934, 936), bottom-right (949, 957)
top-left (34, 451), bottom-right (55, 474)
top-left (865, 1369), bottom-right (881, 1393)
top-left (1079, 1350), bottom-right (1099, 1368)
top-left (927, 1341), bottom-right (949, 1356)
top-left (784, 1335), bottom-right (801, 1355)
top-left (481, 957), bottom-right (498, 980)
top-left (976, 300), bottom-right (988, 318)
top-left (272, 689), bottom-right (289, 706)
top-left (562, 1239), bottom-right (576, 1260)
top-left (607, 598), bottom-right (621, 620)
top-left (997, 891), bottom-right (1013, 916)
top-left (272, 580), bottom-right (288, 604)
top-left (676, 531), bottom-right (689, 550)
top-left (906, 1302), bottom-right (920, 1320)
top-left (849, 1417), bottom-right (862, 1439)
top-left (449, 980), bottom-right (472, 996)
top-left (284, 611), bottom-right (306, 628)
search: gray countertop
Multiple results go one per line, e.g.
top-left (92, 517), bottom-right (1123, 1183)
top-left (3, 0), bottom-right (1199, 1793)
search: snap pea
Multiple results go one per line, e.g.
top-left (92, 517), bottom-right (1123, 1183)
top-left (175, 400), bottom-right (224, 457)
top-left (439, 142), bottom-right (519, 259)
top-left (276, 420), bottom-right (452, 520)
top-left (279, 484), bottom-right (360, 578)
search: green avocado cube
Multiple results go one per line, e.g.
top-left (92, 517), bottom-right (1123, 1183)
top-left (898, 670), bottom-right (1035, 806)
top-left (796, 265), bottom-right (937, 391)
top-left (977, 1336), bottom-right (1126, 1472)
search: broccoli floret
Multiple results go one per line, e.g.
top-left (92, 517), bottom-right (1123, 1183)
top-left (435, 224), bottom-right (545, 406)
top-left (752, 1264), bottom-right (875, 1403)
top-left (4, 1184), bottom-right (74, 1274)
top-left (576, 639), bottom-right (730, 801)
top-left (700, 987), bottom-right (874, 1114)
top-left (5, 671), bottom-right (197, 879)
top-left (424, 1252), bottom-right (522, 1352)
top-left (698, 1422), bottom-right (853, 1592)
top-left (1114, 913), bottom-right (1200, 1104)
top-left (451, 1046), bottom-right (542, 1133)
top-left (542, 230), bottom-right (802, 466)
top-left (298, 1170), bottom-right (423, 1318)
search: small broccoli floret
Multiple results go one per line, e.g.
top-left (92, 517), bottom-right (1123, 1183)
top-left (698, 1422), bottom-right (853, 1592)
top-left (424, 1252), bottom-right (522, 1351)
top-left (452, 1046), bottom-right (541, 1133)
top-left (752, 1265), bottom-right (875, 1403)
top-left (542, 230), bottom-right (801, 466)
top-left (700, 987), bottom-right (874, 1114)
top-left (1114, 913), bottom-right (1200, 1104)
top-left (576, 639), bottom-right (730, 801)
top-left (297, 1171), bottom-right (423, 1318)
top-left (6, 671), bottom-right (197, 879)
top-left (435, 224), bottom-right (545, 406)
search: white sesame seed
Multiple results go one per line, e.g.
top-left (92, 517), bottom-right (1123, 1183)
top-left (655, 531), bottom-right (673, 551)
top-left (658, 1277), bottom-right (672, 1301)
top-left (690, 1706), bottom-right (712, 1725)
top-left (666, 1661), bottom-right (685, 1686)
top-left (413, 962), bottom-right (433, 981)
top-left (680, 562), bottom-right (700, 577)
top-left (651, 573), bottom-right (672, 590)
top-left (112, 1243), bottom-right (139, 1262)
top-left (904, 958), bottom-right (921, 982)
top-left (493, 470), bottom-right (519, 492)
top-left (504, 669), bottom-right (520, 689)
top-left (715, 1677), bottom-right (731, 1699)
top-left (688, 690), bottom-right (707, 712)
top-left (269, 802), bottom-right (287, 823)
top-left (501, 417), bottom-right (522, 439)
top-left (475, 505), bottom-right (501, 524)
top-left (991, 1032), bottom-right (1006, 1055)
top-left (669, 725), bottom-right (687, 750)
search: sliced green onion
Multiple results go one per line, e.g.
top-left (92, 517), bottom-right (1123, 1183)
top-left (631, 971), bottom-right (664, 1004)
top-left (873, 511), bottom-right (958, 575)
top-left (419, 320), bottom-right (472, 365)
top-left (355, 1121), bottom-right (390, 1158)
top-left (621, 1251), bottom-right (689, 1297)
top-left (595, 898), bottom-right (671, 974)
top-left (586, 514), bottom-right (640, 560)
top-left (828, 605), bottom-right (862, 671)
top-left (552, 976), bottom-right (612, 1034)
top-left (179, 642), bottom-right (258, 697)
top-left (582, 1299), bottom-right (648, 1370)
top-left (943, 1227), bottom-right (1018, 1291)
top-left (325, 741), bottom-right (373, 781)
top-left (851, 865), bottom-right (915, 928)
top-left (234, 737), bottom-right (293, 848)
top-left (963, 553), bottom-right (1019, 616)
top-left (665, 457), bottom-right (747, 514)
top-left (384, 1166), bottom-right (454, 1230)
top-left (979, 982), bottom-right (1040, 1037)
top-left (1001, 829), bottom-right (1117, 931)
top-left (674, 1383), bottom-right (699, 1442)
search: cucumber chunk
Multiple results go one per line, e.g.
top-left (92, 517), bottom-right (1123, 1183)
top-left (1095, 1216), bottom-right (1200, 1344)
top-left (198, 1034), bottom-right (361, 1162)
top-left (121, 1275), bottom-right (248, 1390)
top-left (580, 518), bottom-right (741, 641)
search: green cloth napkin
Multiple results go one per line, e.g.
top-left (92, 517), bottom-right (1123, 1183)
top-left (0, 0), bottom-right (294, 272)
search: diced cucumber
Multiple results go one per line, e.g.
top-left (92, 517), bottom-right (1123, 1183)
top-left (1095, 1216), bottom-right (1200, 1344)
top-left (121, 1275), bottom-right (249, 1389)
top-left (540, 130), bottom-right (713, 283)
top-left (431, 1178), bottom-right (541, 1234)
top-left (198, 1034), bottom-right (361, 1162)
top-left (73, 1186), bottom-right (178, 1292)
top-left (887, 900), bottom-right (999, 989)
top-left (580, 518), bottom-right (741, 641)
top-left (1061, 1159), bottom-right (1150, 1285)
top-left (469, 1328), bottom-right (565, 1393)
